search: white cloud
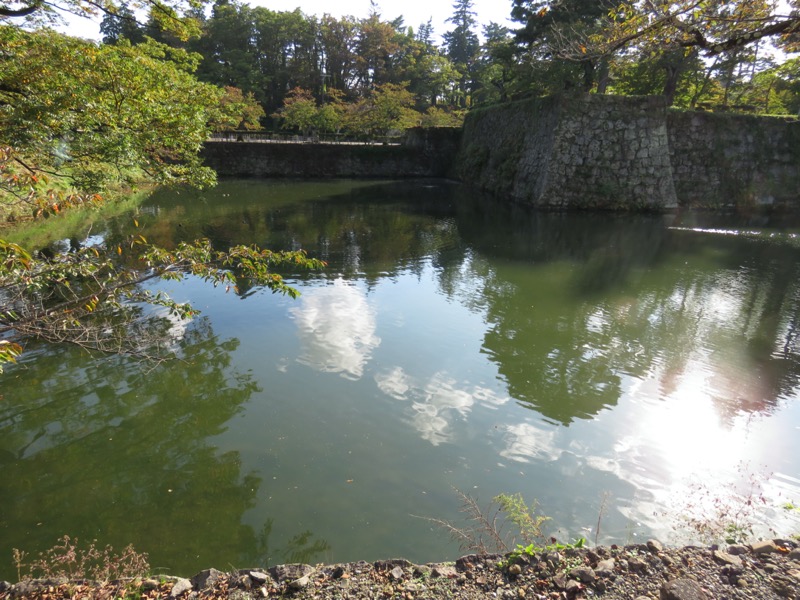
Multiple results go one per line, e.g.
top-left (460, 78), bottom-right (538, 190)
top-left (423, 373), bottom-right (475, 415)
top-left (410, 402), bottom-right (452, 446)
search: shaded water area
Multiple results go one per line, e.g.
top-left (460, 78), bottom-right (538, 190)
top-left (1, 179), bottom-right (800, 578)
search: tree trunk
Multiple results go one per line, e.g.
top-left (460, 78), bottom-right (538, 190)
top-left (596, 57), bottom-right (610, 94)
top-left (663, 64), bottom-right (679, 106)
top-left (582, 60), bottom-right (595, 92)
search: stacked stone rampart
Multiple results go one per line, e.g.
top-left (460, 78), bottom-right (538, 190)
top-left (203, 96), bottom-right (800, 211)
top-left (456, 94), bottom-right (799, 210)
top-left (667, 110), bottom-right (800, 208)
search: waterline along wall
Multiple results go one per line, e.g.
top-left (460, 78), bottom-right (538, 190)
top-left (203, 95), bottom-right (800, 210)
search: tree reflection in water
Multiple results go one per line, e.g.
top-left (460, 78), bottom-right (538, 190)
top-left (0, 317), bottom-right (329, 579)
top-left (444, 197), bottom-right (800, 426)
top-left (5, 180), bottom-right (799, 570)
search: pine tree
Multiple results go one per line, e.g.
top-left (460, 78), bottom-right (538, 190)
top-left (443, 0), bottom-right (480, 106)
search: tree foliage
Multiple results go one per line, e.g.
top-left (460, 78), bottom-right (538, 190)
top-left (0, 233), bottom-right (324, 366)
top-left (0, 27), bottom-right (225, 193)
top-left (354, 3), bottom-right (402, 89)
top-left (444, 0), bottom-right (481, 106)
top-left (592, 1), bottom-right (800, 106)
top-left (273, 83), bottom-right (424, 137)
top-left (273, 87), bottom-right (319, 135)
top-left (535, 1), bottom-right (800, 68)
top-left (512, 0), bottom-right (609, 91)
top-left (100, 4), bottom-right (146, 45)
top-left (347, 82), bottom-right (419, 137)
top-left (176, 0), bottom-right (468, 118)
top-left (0, 0), bottom-right (205, 40)
top-left (0, 24), bottom-right (324, 371)
top-left (507, 1), bottom-right (800, 107)
top-left (585, 1), bottom-right (800, 59)
top-left (212, 86), bottom-right (265, 131)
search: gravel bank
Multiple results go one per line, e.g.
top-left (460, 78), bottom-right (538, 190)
top-left (1, 538), bottom-right (798, 600)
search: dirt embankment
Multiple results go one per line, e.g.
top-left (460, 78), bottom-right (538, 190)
top-left (1, 538), bottom-right (799, 600)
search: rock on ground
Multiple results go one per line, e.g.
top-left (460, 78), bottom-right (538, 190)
top-left (1, 538), bottom-right (798, 600)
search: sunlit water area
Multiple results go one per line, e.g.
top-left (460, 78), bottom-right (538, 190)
top-left (1, 179), bottom-right (799, 578)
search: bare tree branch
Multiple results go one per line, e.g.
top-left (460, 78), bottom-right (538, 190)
top-left (0, 1), bottom-right (43, 17)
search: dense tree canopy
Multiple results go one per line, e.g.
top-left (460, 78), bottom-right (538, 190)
top-left (512, 0), bottom-right (608, 91)
top-left (0, 27), bottom-right (223, 191)
top-left (121, 0), bottom-right (471, 128)
top-left (0, 19), bottom-right (322, 371)
top-left (507, 1), bottom-right (800, 107)
top-left (591, 1), bottom-right (800, 58)
top-left (182, 0), bottom-right (467, 116)
top-left (443, 0), bottom-right (481, 105)
top-left (6, 0), bottom-right (799, 114)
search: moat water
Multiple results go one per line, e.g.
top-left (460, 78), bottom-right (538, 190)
top-left (1, 179), bottom-right (799, 578)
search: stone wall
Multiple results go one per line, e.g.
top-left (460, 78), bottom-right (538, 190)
top-left (204, 98), bottom-right (800, 211)
top-left (457, 95), bottom-right (561, 202)
top-left (456, 94), bottom-right (800, 210)
top-left (667, 111), bottom-right (800, 209)
top-left (457, 95), bottom-right (677, 210)
top-left (202, 128), bottom-right (461, 179)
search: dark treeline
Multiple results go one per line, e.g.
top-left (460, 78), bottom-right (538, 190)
top-left (101, 0), bottom-right (487, 131)
top-left (100, 0), bottom-right (800, 134)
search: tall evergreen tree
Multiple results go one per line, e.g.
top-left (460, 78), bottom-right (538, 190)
top-left (354, 1), bottom-right (401, 91)
top-left (320, 14), bottom-right (358, 96)
top-left (99, 5), bottom-right (146, 45)
top-left (194, 0), bottom-right (258, 91)
top-left (443, 0), bottom-right (480, 106)
top-left (416, 18), bottom-right (434, 46)
top-left (473, 22), bottom-right (518, 104)
top-left (511, 0), bottom-right (607, 92)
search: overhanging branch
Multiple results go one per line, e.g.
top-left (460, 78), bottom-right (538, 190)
top-left (0, 1), bottom-right (42, 17)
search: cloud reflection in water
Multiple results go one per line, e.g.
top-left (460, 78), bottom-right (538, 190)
top-left (500, 422), bottom-right (563, 463)
top-left (375, 369), bottom-right (509, 445)
top-left (375, 366), bottom-right (411, 399)
top-left (289, 279), bottom-right (380, 380)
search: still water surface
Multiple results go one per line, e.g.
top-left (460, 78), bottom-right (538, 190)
top-left (2, 180), bottom-right (800, 577)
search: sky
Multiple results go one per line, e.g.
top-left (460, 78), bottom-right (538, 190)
top-left (57, 0), bottom-right (518, 42)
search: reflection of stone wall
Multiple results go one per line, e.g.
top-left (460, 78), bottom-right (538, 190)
top-left (456, 94), bottom-right (800, 210)
top-left (202, 129), bottom-right (461, 179)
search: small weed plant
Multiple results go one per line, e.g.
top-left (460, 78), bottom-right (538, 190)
top-left (12, 535), bottom-right (150, 582)
top-left (416, 488), bottom-right (587, 560)
top-left (504, 536), bottom-right (587, 567)
top-left (783, 501), bottom-right (800, 541)
top-left (493, 492), bottom-right (552, 548)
